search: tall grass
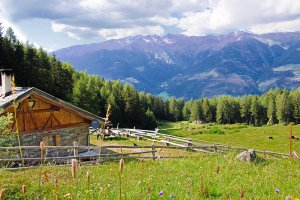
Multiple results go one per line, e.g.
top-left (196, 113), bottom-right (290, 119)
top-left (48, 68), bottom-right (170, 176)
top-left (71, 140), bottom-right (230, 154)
top-left (0, 153), bottom-right (299, 199)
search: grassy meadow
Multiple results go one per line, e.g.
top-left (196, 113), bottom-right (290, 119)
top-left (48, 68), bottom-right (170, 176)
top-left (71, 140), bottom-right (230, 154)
top-left (0, 154), bottom-right (300, 199)
top-left (159, 121), bottom-right (300, 153)
top-left (1, 122), bottom-right (300, 199)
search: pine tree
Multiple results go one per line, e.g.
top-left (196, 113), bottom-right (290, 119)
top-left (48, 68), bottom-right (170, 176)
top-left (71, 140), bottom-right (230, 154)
top-left (276, 91), bottom-right (292, 123)
top-left (202, 98), bottom-right (212, 123)
top-left (240, 95), bottom-right (251, 124)
top-left (250, 96), bottom-right (260, 126)
top-left (190, 101), bottom-right (201, 122)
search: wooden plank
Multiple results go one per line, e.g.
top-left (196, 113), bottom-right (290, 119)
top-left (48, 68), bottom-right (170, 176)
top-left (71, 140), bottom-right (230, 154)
top-left (43, 112), bottom-right (53, 130)
top-left (18, 107), bottom-right (60, 114)
top-left (31, 94), bottom-right (94, 121)
top-left (163, 136), bottom-right (193, 143)
top-left (28, 109), bottom-right (39, 130)
top-left (52, 113), bottom-right (62, 127)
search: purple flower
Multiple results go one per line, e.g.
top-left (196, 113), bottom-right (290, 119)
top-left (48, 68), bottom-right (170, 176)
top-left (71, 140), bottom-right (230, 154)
top-left (170, 194), bottom-right (174, 198)
top-left (159, 191), bottom-right (164, 196)
top-left (275, 189), bottom-right (280, 193)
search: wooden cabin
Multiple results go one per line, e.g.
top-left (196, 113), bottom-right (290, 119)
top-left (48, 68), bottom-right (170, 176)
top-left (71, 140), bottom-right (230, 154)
top-left (0, 69), bottom-right (105, 149)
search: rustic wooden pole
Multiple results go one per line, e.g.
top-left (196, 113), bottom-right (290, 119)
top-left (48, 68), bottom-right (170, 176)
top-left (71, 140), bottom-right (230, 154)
top-left (151, 145), bottom-right (155, 161)
top-left (73, 141), bottom-right (78, 157)
top-left (290, 122), bottom-right (293, 159)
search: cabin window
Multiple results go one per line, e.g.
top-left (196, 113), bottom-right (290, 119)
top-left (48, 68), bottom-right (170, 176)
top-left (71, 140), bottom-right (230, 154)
top-left (42, 135), bottom-right (61, 146)
top-left (28, 100), bottom-right (35, 108)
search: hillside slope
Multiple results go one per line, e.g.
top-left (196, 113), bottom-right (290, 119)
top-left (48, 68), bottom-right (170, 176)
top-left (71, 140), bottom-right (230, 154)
top-left (54, 31), bottom-right (300, 99)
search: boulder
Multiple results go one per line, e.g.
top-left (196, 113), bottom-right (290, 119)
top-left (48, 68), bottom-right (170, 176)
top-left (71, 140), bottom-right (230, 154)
top-left (236, 149), bottom-right (257, 162)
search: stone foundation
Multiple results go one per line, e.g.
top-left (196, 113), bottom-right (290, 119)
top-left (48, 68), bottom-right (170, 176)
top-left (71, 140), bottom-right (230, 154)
top-left (19, 126), bottom-right (90, 158)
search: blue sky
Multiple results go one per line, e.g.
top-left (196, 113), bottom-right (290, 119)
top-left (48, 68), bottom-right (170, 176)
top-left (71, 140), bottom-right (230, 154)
top-left (1, 0), bottom-right (300, 51)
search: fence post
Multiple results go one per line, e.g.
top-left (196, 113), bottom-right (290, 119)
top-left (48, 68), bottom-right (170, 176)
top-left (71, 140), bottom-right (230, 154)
top-left (290, 122), bottom-right (293, 159)
top-left (151, 145), bottom-right (156, 161)
top-left (73, 141), bottom-right (78, 157)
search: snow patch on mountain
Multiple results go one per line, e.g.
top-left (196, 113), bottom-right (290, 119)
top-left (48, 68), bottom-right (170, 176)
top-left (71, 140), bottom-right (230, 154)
top-left (154, 51), bottom-right (174, 64)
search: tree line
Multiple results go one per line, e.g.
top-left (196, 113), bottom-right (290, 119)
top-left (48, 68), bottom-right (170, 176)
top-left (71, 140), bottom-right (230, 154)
top-left (1, 25), bottom-right (299, 129)
top-left (182, 88), bottom-right (300, 126)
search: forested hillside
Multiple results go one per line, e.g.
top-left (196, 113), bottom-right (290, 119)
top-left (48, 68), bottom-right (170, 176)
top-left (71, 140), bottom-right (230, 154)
top-left (1, 25), bottom-right (300, 128)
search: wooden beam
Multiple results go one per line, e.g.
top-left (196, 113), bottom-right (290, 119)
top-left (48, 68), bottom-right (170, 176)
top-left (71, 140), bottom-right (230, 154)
top-left (17, 107), bottom-right (60, 114)
top-left (43, 112), bottom-right (53, 130)
top-left (31, 94), bottom-right (93, 121)
top-left (29, 112), bottom-right (39, 130)
top-left (23, 101), bottom-right (39, 130)
top-left (52, 113), bottom-right (61, 127)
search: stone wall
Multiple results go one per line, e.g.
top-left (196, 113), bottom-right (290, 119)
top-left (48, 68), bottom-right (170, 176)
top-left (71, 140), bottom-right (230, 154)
top-left (20, 125), bottom-right (89, 146)
top-left (19, 125), bottom-right (90, 158)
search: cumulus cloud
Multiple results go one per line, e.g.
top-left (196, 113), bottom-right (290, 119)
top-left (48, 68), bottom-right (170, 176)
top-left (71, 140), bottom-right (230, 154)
top-left (1, 0), bottom-right (300, 41)
top-left (178, 0), bottom-right (300, 35)
top-left (97, 26), bottom-right (165, 40)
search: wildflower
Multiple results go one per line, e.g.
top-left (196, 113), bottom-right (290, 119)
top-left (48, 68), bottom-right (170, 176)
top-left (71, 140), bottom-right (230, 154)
top-left (285, 196), bottom-right (292, 200)
top-left (42, 171), bottom-right (49, 182)
top-left (64, 193), bottom-right (73, 199)
top-left (54, 179), bottom-right (59, 200)
top-left (119, 158), bottom-right (124, 173)
top-left (86, 171), bottom-right (90, 183)
top-left (21, 185), bottom-right (27, 194)
top-left (36, 195), bottom-right (40, 200)
top-left (40, 181), bottom-right (44, 185)
top-left (71, 159), bottom-right (78, 178)
top-left (226, 193), bottom-right (231, 199)
top-left (239, 190), bottom-right (244, 199)
top-left (170, 194), bottom-right (174, 198)
top-left (275, 189), bottom-right (280, 194)
top-left (40, 141), bottom-right (46, 153)
top-left (159, 191), bottom-right (164, 196)
top-left (0, 189), bottom-right (5, 200)
top-left (147, 185), bottom-right (151, 199)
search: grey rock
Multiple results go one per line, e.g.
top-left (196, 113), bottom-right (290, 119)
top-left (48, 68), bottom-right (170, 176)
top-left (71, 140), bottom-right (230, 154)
top-left (236, 149), bottom-right (257, 162)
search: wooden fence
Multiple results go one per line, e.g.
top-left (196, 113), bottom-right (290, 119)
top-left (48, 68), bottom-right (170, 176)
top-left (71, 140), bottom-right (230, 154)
top-left (0, 127), bottom-right (295, 169)
top-left (0, 143), bottom-right (291, 164)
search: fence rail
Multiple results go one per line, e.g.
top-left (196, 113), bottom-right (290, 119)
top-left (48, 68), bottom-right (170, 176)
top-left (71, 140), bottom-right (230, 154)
top-left (0, 144), bottom-right (291, 160)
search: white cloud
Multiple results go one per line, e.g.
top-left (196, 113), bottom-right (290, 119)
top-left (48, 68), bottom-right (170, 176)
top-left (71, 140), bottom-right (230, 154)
top-left (177, 0), bottom-right (300, 36)
top-left (97, 26), bottom-right (165, 39)
top-left (1, 19), bottom-right (27, 42)
top-left (52, 22), bottom-right (95, 40)
top-left (149, 16), bottom-right (178, 26)
top-left (2, 0), bottom-right (300, 43)
top-left (250, 18), bottom-right (300, 34)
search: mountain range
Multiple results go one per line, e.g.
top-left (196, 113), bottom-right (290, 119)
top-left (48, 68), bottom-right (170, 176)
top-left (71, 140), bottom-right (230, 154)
top-left (54, 31), bottom-right (300, 99)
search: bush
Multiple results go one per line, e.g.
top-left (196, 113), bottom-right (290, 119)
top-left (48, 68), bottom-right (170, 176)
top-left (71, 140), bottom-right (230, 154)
top-left (205, 127), bottom-right (224, 134)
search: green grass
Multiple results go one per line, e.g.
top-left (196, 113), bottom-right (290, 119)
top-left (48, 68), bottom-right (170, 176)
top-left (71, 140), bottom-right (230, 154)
top-left (159, 121), bottom-right (300, 153)
top-left (1, 122), bottom-right (300, 199)
top-left (0, 154), bottom-right (300, 199)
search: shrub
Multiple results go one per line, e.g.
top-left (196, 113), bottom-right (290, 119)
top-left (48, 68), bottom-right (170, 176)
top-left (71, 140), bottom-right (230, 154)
top-left (205, 127), bottom-right (224, 134)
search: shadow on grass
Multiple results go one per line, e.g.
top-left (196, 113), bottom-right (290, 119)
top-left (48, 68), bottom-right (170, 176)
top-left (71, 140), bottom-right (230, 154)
top-left (253, 156), bottom-right (268, 166)
top-left (111, 137), bottom-right (129, 141)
